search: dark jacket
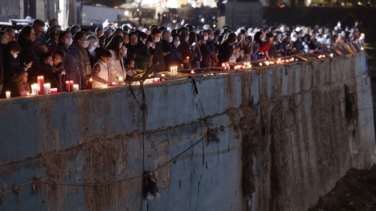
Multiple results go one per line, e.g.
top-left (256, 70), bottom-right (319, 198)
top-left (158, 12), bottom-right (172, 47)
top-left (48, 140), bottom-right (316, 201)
top-left (1, 51), bottom-right (26, 97)
top-left (178, 41), bottom-right (193, 69)
top-left (149, 42), bottom-right (165, 73)
top-left (190, 42), bottom-right (202, 69)
top-left (56, 43), bottom-right (81, 87)
top-left (199, 42), bottom-right (214, 68)
top-left (218, 40), bottom-right (234, 64)
top-left (133, 41), bottom-right (150, 69)
top-left (208, 40), bottom-right (219, 66)
top-left (162, 40), bottom-right (183, 70)
top-left (19, 41), bottom-right (54, 84)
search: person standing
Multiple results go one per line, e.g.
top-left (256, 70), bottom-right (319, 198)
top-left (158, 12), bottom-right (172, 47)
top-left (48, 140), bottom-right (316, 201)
top-left (18, 26), bottom-right (56, 84)
top-left (105, 35), bottom-right (126, 82)
top-left (148, 28), bottom-right (165, 72)
top-left (56, 31), bottom-right (81, 87)
top-left (73, 31), bottom-right (92, 89)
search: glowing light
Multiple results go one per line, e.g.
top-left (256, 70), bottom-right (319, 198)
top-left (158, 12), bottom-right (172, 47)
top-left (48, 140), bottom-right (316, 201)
top-left (201, 18), bottom-right (204, 23)
top-left (124, 11), bottom-right (129, 16)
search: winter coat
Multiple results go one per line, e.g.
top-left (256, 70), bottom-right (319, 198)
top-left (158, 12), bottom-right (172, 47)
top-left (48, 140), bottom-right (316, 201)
top-left (149, 42), bottom-right (165, 73)
top-left (56, 43), bottom-right (81, 88)
top-left (75, 43), bottom-right (92, 89)
top-left (1, 51), bottom-right (26, 98)
top-left (133, 41), bottom-right (150, 69)
top-left (218, 40), bottom-right (234, 64)
top-left (178, 41), bottom-right (193, 69)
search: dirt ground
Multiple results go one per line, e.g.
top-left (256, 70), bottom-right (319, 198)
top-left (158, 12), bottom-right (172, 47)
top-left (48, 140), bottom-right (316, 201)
top-left (310, 165), bottom-right (376, 211)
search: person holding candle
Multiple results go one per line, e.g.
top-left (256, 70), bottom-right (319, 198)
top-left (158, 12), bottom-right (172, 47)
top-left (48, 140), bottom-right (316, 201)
top-left (105, 35), bottom-right (127, 83)
top-left (17, 26), bottom-right (57, 84)
top-left (178, 31), bottom-right (193, 69)
top-left (56, 31), bottom-right (81, 90)
top-left (91, 50), bottom-right (112, 88)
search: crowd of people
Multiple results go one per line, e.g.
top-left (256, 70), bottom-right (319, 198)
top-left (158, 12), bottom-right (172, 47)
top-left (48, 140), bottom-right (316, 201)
top-left (0, 18), bottom-right (364, 98)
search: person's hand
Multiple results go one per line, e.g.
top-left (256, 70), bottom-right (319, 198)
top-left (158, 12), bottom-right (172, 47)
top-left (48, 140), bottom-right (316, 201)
top-left (234, 47), bottom-right (240, 52)
top-left (183, 57), bottom-right (189, 63)
top-left (24, 62), bottom-right (33, 68)
top-left (163, 52), bottom-right (170, 56)
top-left (133, 53), bottom-right (137, 59)
top-left (52, 67), bottom-right (58, 73)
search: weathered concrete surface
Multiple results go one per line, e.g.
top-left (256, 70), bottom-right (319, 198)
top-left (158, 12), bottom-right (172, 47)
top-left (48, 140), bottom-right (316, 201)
top-left (0, 52), bottom-right (375, 211)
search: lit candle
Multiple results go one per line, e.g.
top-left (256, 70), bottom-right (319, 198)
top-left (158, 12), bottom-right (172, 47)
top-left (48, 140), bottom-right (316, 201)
top-left (361, 47), bottom-right (364, 51)
top-left (118, 76), bottom-right (123, 85)
top-left (190, 69), bottom-right (195, 74)
top-left (69, 81), bottom-right (74, 92)
top-left (161, 74), bottom-right (165, 77)
top-left (31, 84), bottom-right (39, 95)
top-left (43, 83), bottom-right (51, 94)
top-left (73, 84), bottom-right (79, 91)
top-left (265, 61), bottom-right (270, 66)
top-left (89, 77), bottom-right (93, 89)
top-left (5, 91), bottom-right (10, 99)
top-left (222, 63), bottom-right (225, 70)
top-left (65, 81), bottom-right (70, 92)
top-left (330, 53), bottom-right (333, 58)
top-left (26, 92), bottom-right (30, 97)
top-left (50, 88), bottom-right (57, 94)
top-left (259, 62), bottom-right (263, 66)
top-left (37, 76), bottom-right (44, 95)
top-left (111, 82), bottom-right (116, 86)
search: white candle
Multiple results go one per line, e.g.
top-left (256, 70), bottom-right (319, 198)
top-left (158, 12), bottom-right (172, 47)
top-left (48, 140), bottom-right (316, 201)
top-left (31, 84), bottom-right (39, 95)
top-left (73, 84), bottom-right (79, 91)
top-left (43, 83), bottom-right (51, 94)
top-left (118, 76), bottom-right (123, 85)
top-left (5, 91), bottom-right (10, 99)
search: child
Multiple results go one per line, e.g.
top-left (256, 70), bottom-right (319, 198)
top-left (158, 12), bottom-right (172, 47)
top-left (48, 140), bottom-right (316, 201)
top-left (16, 72), bottom-right (31, 96)
top-left (52, 51), bottom-right (65, 92)
top-left (37, 52), bottom-right (64, 92)
top-left (92, 50), bottom-right (112, 88)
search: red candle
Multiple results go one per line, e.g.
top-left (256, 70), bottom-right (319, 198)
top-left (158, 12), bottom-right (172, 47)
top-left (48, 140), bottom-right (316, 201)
top-left (221, 63), bottom-right (225, 70)
top-left (88, 77), bottom-right (93, 89)
top-left (50, 88), bottom-right (58, 94)
top-left (65, 81), bottom-right (70, 92)
top-left (111, 82), bottom-right (116, 86)
top-left (37, 76), bottom-right (44, 95)
top-left (69, 80), bottom-right (74, 92)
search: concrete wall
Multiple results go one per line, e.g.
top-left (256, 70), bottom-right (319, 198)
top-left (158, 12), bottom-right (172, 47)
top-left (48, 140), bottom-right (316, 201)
top-left (0, 52), bottom-right (374, 211)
